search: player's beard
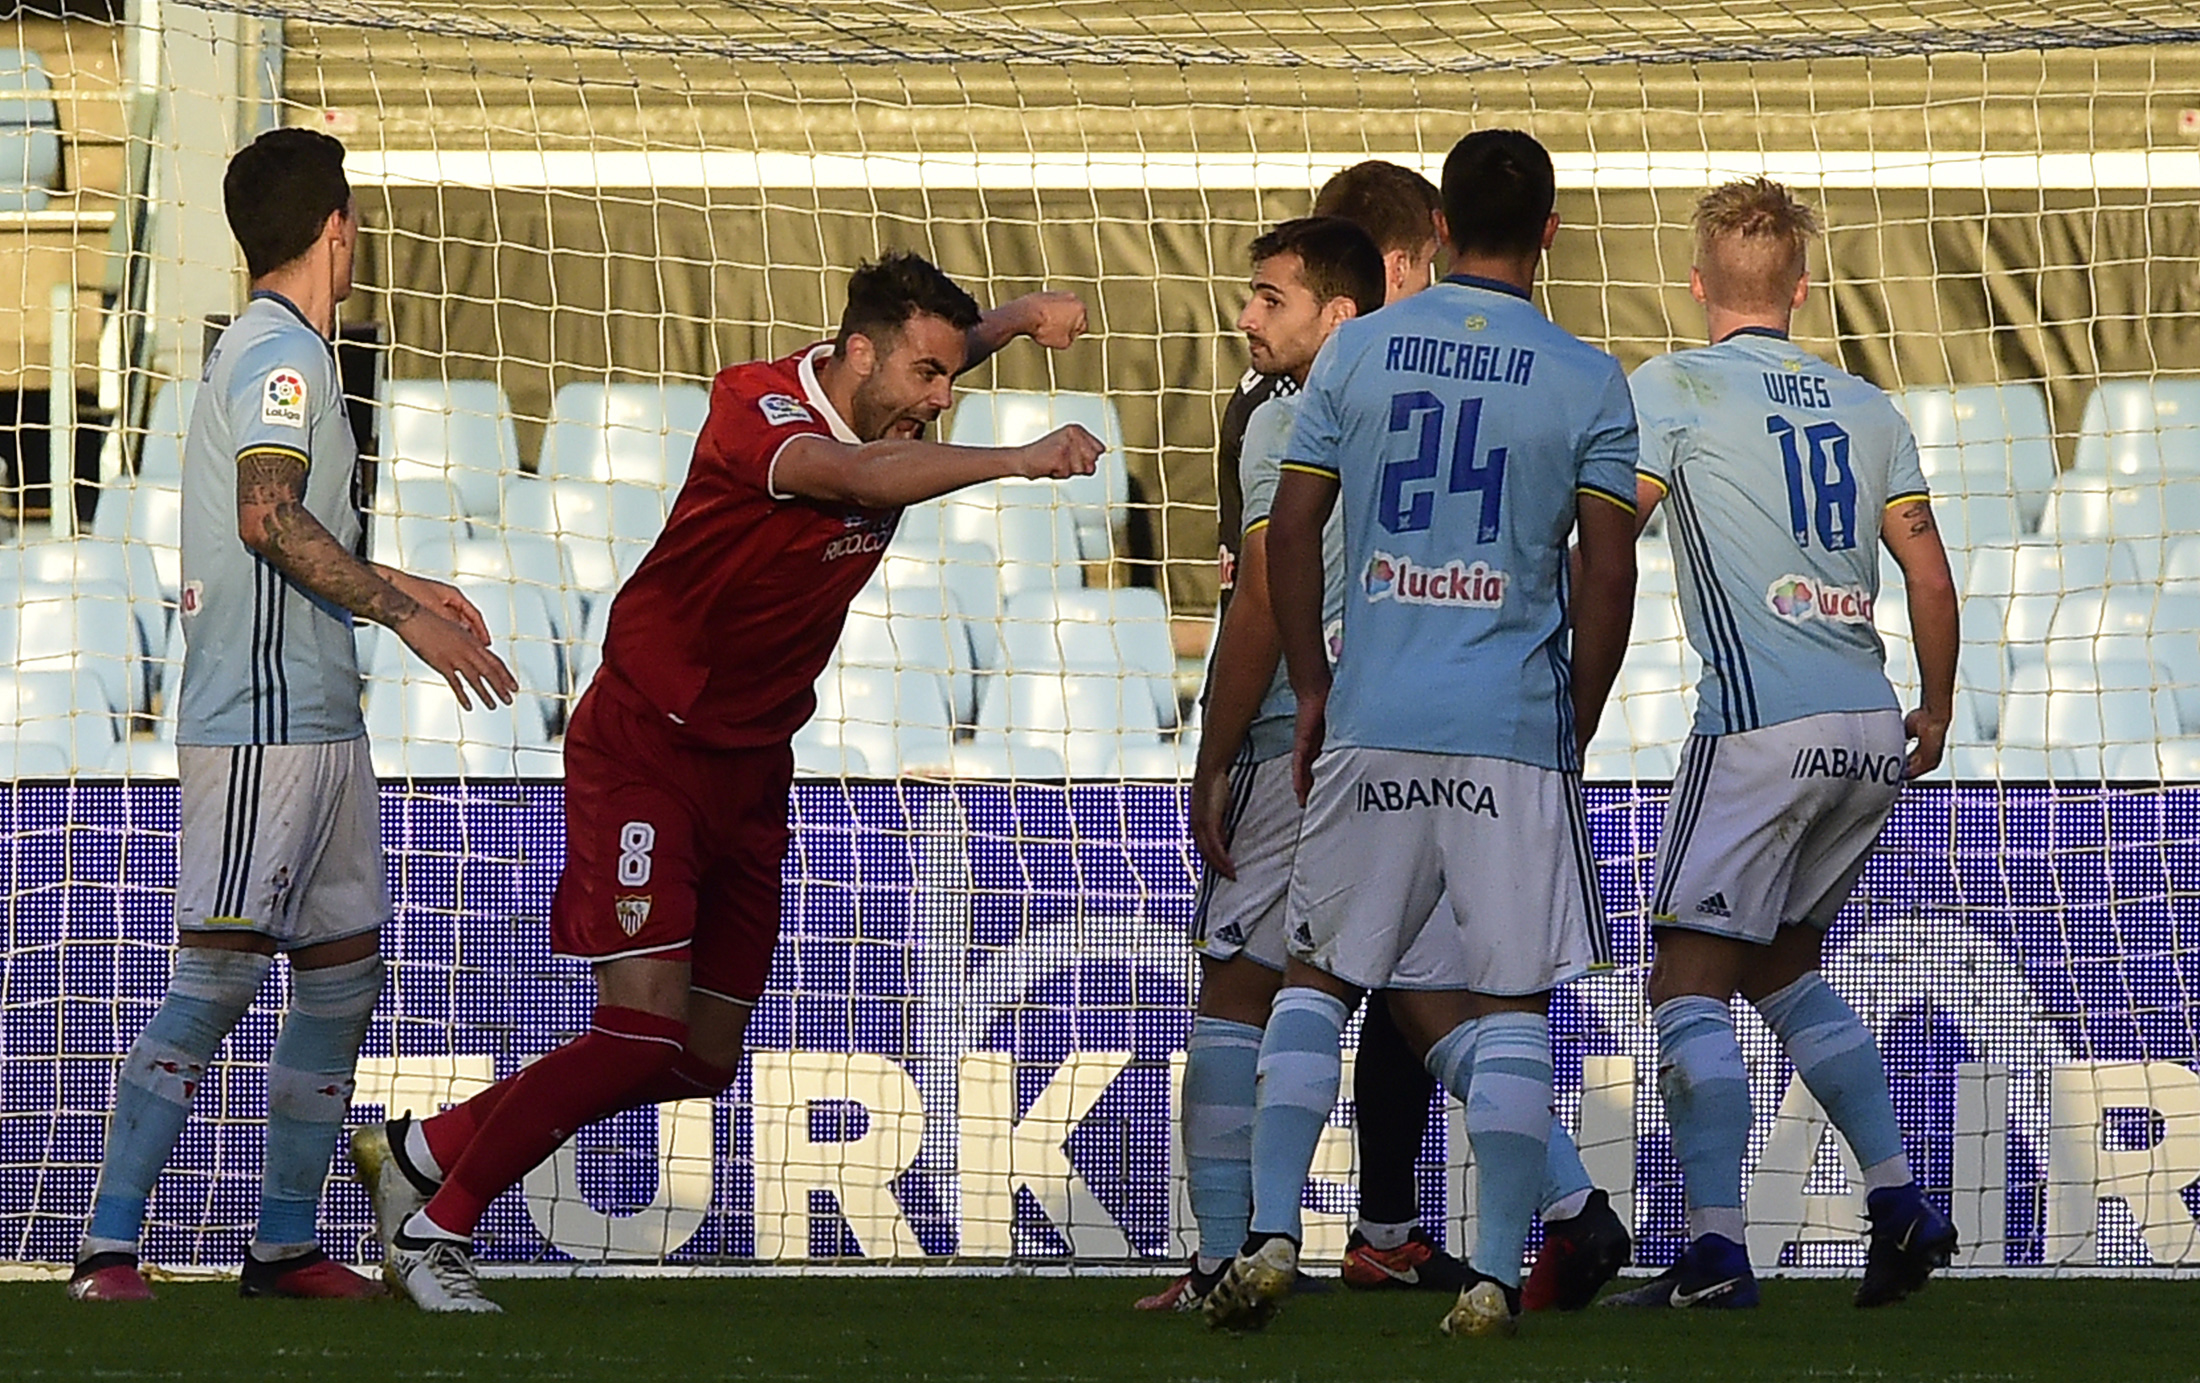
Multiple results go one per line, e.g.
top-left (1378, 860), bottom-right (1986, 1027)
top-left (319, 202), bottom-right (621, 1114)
top-left (849, 374), bottom-right (936, 442)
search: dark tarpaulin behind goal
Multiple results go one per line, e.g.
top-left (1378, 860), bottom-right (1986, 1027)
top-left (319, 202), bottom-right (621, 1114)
top-left (1, 780), bottom-right (2198, 1272)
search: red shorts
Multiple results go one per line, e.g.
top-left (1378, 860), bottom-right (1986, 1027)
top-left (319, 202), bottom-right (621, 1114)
top-left (550, 685), bottom-right (795, 1002)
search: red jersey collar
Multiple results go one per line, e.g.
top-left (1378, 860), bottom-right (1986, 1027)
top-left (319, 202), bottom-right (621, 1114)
top-left (797, 343), bottom-right (861, 443)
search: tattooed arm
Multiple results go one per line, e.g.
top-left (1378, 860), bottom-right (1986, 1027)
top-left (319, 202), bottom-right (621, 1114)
top-left (1882, 495), bottom-right (1959, 777)
top-left (236, 448), bottom-right (517, 708)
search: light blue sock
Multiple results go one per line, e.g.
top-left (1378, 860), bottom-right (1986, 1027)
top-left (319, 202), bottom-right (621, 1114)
top-left (1540, 1115), bottom-right (1594, 1221)
top-left (1455, 1012), bottom-right (1553, 1289)
top-left (1183, 1015), bottom-right (1263, 1265)
top-left (84, 949), bottom-right (271, 1256)
top-left (1756, 972), bottom-right (1911, 1189)
top-left (1247, 988), bottom-right (1349, 1242)
top-left (257, 954), bottom-right (384, 1256)
top-left (1655, 995), bottom-right (1752, 1242)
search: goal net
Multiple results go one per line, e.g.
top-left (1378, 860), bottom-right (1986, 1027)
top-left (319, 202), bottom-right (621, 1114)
top-left (2, 0), bottom-right (2199, 1275)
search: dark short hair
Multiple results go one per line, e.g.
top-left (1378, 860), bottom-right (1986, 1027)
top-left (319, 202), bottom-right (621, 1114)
top-left (835, 251), bottom-right (983, 351)
top-left (1248, 217), bottom-right (1386, 319)
top-left (223, 128), bottom-right (352, 279)
top-left (1440, 129), bottom-right (1556, 260)
top-left (1312, 160), bottom-right (1442, 257)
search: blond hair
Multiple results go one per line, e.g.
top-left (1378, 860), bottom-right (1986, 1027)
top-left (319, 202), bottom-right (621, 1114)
top-left (1692, 177), bottom-right (1820, 312)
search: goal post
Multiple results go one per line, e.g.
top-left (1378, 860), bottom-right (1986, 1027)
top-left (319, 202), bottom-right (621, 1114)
top-left (1, 0), bottom-right (2199, 1275)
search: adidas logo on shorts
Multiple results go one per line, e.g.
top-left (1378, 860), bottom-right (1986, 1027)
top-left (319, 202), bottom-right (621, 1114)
top-left (1695, 892), bottom-right (1732, 918)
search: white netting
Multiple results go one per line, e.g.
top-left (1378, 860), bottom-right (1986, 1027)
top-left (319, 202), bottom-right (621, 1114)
top-left (0, 0), bottom-right (2197, 1275)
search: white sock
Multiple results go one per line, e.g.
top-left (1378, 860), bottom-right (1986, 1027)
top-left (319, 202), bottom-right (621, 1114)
top-left (404, 1116), bottom-right (444, 1182)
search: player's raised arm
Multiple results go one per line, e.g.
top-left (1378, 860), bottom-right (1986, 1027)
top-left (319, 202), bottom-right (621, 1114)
top-left (1884, 490), bottom-right (1960, 778)
top-left (961, 289), bottom-right (1089, 373)
top-left (759, 257), bottom-right (1101, 507)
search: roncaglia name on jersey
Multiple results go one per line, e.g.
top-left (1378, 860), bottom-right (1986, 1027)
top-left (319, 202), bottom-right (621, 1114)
top-left (1383, 333), bottom-right (1536, 387)
top-left (1354, 776), bottom-right (1501, 816)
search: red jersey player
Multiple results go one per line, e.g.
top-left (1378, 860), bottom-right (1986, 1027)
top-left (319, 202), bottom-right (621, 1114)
top-left (353, 253), bottom-right (1101, 1311)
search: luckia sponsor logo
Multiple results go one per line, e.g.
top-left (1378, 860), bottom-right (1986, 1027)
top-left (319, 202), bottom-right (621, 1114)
top-left (1363, 551), bottom-right (1507, 608)
top-left (1766, 574), bottom-right (1874, 625)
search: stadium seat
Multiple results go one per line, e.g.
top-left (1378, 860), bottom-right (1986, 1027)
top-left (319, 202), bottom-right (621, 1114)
top-left (973, 668), bottom-right (1167, 777)
top-left (0, 538), bottom-right (168, 709)
top-left (2073, 377), bottom-right (2200, 478)
top-left (0, 665), bottom-right (118, 766)
top-left (136, 380), bottom-right (199, 484)
top-left (504, 477), bottom-right (669, 601)
top-left (944, 390), bottom-right (1132, 560)
top-left (811, 660), bottom-right (958, 774)
top-left (2045, 667), bottom-right (2169, 780)
top-left (790, 721), bottom-right (877, 779)
top-left (364, 628), bottom-right (558, 778)
top-left (2048, 588), bottom-right (2200, 735)
top-left (0, 50), bottom-right (61, 213)
top-left (1895, 384), bottom-right (2058, 530)
top-left (541, 380), bottom-right (709, 487)
top-left (946, 734), bottom-right (1071, 780)
top-left (846, 581), bottom-right (981, 726)
top-left (1000, 587), bottom-right (1179, 728)
top-left (91, 481), bottom-right (182, 602)
top-left (2037, 472), bottom-right (2200, 578)
top-left (932, 487), bottom-right (1087, 598)
top-left (881, 542), bottom-right (1006, 670)
top-left (370, 477), bottom-right (474, 569)
top-left (1931, 492), bottom-right (2025, 554)
top-left (0, 737), bottom-right (70, 777)
top-left (407, 532), bottom-right (578, 643)
top-left (1995, 540), bottom-right (2138, 668)
top-left (383, 378), bottom-right (521, 520)
top-left (0, 581), bottom-right (135, 730)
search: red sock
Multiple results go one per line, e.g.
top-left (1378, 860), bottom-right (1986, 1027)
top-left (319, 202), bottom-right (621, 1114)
top-left (616, 1050), bottom-right (741, 1111)
top-left (421, 1006), bottom-right (687, 1236)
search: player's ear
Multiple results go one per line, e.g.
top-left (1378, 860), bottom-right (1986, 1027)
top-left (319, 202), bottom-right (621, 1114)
top-left (842, 331), bottom-right (878, 378)
top-left (1688, 265), bottom-right (1709, 306)
top-left (1539, 210), bottom-right (1561, 251)
top-left (1322, 295), bottom-right (1358, 331)
top-left (1789, 270), bottom-right (1811, 311)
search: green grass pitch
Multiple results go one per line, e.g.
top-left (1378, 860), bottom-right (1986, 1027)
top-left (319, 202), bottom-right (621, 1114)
top-left (4, 1276), bottom-right (2196, 1382)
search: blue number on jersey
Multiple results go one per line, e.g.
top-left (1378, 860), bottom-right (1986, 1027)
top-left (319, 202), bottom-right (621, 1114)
top-left (1380, 391), bottom-right (1506, 540)
top-left (1767, 414), bottom-right (1858, 550)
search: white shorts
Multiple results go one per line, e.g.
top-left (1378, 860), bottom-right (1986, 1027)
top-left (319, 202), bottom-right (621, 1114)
top-left (175, 737), bottom-right (391, 950)
top-left (1189, 751), bottom-right (1295, 971)
top-left (1650, 709), bottom-right (1906, 943)
top-left (1284, 746), bottom-right (1605, 996)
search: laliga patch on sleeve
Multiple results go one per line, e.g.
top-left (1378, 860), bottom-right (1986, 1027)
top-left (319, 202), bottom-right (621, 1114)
top-left (261, 368), bottom-right (309, 429)
top-left (757, 392), bottom-right (814, 427)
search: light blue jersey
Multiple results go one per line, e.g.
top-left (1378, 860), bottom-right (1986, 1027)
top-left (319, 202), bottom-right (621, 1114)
top-left (1631, 329), bottom-right (1930, 736)
top-left (177, 292), bottom-right (365, 746)
top-left (1281, 276), bottom-right (1639, 770)
top-left (1237, 392), bottom-right (1344, 764)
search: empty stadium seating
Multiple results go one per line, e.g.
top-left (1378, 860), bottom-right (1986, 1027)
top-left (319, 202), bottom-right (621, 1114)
top-left (1896, 383), bottom-right (2058, 532)
top-left (541, 381), bottom-right (709, 487)
top-left (2075, 377), bottom-right (2200, 478)
top-left (41, 365), bottom-right (2200, 784)
top-left (944, 390), bottom-right (1131, 561)
top-left (384, 379), bottom-right (520, 520)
